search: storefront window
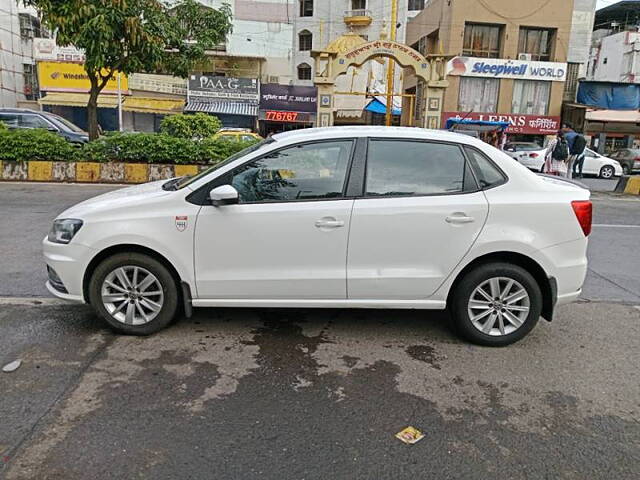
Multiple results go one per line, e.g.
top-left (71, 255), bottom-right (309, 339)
top-left (518, 28), bottom-right (555, 61)
top-left (512, 80), bottom-right (550, 115)
top-left (463, 24), bottom-right (501, 58)
top-left (458, 77), bottom-right (499, 113)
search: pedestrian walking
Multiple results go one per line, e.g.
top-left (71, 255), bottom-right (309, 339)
top-left (545, 131), bottom-right (569, 176)
top-left (561, 123), bottom-right (586, 179)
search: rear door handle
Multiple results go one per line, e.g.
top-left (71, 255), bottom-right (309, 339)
top-left (315, 218), bottom-right (345, 229)
top-left (446, 214), bottom-right (475, 224)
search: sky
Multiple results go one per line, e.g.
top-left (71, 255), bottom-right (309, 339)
top-left (596, 0), bottom-right (621, 9)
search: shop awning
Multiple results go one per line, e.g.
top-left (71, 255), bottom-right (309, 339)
top-left (365, 98), bottom-right (401, 116)
top-left (585, 109), bottom-right (640, 123)
top-left (123, 97), bottom-right (184, 115)
top-left (38, 92), bottom-right (120, 109)
top-left (185, 101), bottom-right (258, 116)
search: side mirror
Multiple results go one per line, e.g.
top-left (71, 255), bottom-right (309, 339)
top-left (209, 184), bottom-right (239, 206)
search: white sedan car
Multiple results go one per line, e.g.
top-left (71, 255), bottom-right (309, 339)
top-left (505, 142), bottom-right (622, 178)
top-left (44, 127), bottom-right (592, 347)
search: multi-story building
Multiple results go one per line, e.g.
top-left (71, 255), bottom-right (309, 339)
top-left (565, 0), bottom-right (640, 153)
top-left (0, 1), bottom-right (46, 108)
top-left (404, 0), bottom-right (589, 144)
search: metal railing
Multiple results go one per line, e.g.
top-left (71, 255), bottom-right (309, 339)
top-left (344, 9), bottom-right (372, 17)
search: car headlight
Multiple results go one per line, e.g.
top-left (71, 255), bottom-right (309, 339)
top-left (48, 219), bottom-right (83, 244)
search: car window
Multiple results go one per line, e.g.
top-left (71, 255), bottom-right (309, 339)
top-left (20, 114), bottom-right (53, 129)
top-left (584, 149), bottom-right (597, 158)
top-left (464, 147), bottom-right (506, 188)
top-left (241, 135), bottom-right (255, 142)
top-left (47, 114), bottom-right (84, 133)
top-left (231, 140), bottom-right (353, 203)
top-left (517, 144), bottom-right (542, 152)
top-left (0, 113), bottom-right (19, 127)
top-left (365, 140), bottom-right (469, 196)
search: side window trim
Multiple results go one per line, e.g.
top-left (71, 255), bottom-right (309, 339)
top-left (362, 137), bottom-right (480, 199)
top-left (227, 138), bottom-right (358, 205)
top-left (462, 145), bottom-right (508, 190)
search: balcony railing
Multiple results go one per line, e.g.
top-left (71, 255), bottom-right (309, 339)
top-left (344, 9), bottom-right (372, 26)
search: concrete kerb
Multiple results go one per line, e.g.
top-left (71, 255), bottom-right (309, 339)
top-left (0, 160), bottom-right (209, 184)
top-left (615, 175), bottom-right (640, 195)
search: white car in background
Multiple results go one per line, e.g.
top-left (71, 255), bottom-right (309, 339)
top-left (505, 142), bottom-right (623, 179)
top-left (43, 127), bottom-right (592, 347)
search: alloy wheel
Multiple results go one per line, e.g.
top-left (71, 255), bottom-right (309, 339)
top-left (601, 166), bottom-right (614, 179)
top-left (101, 266), bottom-right (164, 325)
top-left (467, 277), bottom-right (530, 337)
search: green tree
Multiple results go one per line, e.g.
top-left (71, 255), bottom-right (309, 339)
top-left (159, 113), bottom-right (221, 139)
top-left (25, 0), bottom-right (232, 140)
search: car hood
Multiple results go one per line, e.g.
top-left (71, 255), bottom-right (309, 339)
top-left (57, 179), bottom-right (175, 219)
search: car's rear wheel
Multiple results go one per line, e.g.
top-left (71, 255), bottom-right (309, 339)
top-left (622, 164), bottom-right (631, 175)
top-left (89, 253), bottom-right (179, 335)
top-left (450, 263), bottom-right (542, 347)
top-left (599, 165), bottom-right (615, 179)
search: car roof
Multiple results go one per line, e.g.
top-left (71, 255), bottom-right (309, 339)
top-left (272, 126), bottom-right (484, 146)
top-left (0, 108), bottom-right (43, 114)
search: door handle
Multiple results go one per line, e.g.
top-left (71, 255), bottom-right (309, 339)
top-left (315, 218), bottom-right (345, 229)
top-left (446, 214), bottom-right (475, 224)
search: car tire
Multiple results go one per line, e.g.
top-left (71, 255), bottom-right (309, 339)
top-left (89, 252), bottom-right (179, 335)
top-left (622, 164), bottom-right (631, 175)
top-left (450, 263), bottom-right (542, 347)
top-left (599, 165), bottom-right (615, 179)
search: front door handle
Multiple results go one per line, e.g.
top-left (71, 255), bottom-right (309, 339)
top-left (315, 218), bottom-right (345, 229)
top-left (446, 214), bottom-right (475, 224)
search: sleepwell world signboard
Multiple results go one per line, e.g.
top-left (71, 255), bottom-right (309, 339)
top-left (188, 75), bottom-right (259, 102)
top-left (447, 56), bottom-right (568, 82)
top-left (441, 112), bottom-right (561, 135)
top-left (259, 84), bottom-right (317, 123)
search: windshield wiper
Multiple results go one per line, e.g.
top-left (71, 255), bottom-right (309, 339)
top-left (161, 176), bottom-right (186, 191)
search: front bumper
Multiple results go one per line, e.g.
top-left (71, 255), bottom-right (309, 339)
top-left (43, 237), bottom-right (96, 303)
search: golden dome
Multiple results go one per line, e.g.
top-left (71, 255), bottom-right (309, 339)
top-left (326, 32), bottom-right (367, 54)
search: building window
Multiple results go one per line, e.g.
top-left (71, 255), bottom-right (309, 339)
top-left (352, 0), bottom-right (367, 9)
top-left (298, 63), bottom-right (312, 80)
top-left (300, 0), bottom-right (313, 17)
top-left (298, 30), bottom-right (312, 51)
top-left (23, 64), bottom-right (37, 100)
top-left (408, 0), bottom-right (425, 10)
top-left (563, 63), bottom-right (580, 102)
top-left (463, 23), bottom-right (501, 58)
top-left (512, 80), bottom-right (551, 115)
top-left (18, 13), bottom-right (49, 40)
top-left (518, 27), bottom-right (555, 61)
top-left (458, 77), bottom-right (499, 113)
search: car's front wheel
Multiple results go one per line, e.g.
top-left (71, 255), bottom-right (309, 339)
top-left (599, 165), bottom-right (615, 179)
top-left (622, 164), bottom-right (631, 175)
top-left (89, 252), bottom-right (179, 335)
top-left (450, 263), bottom-right (542, 347)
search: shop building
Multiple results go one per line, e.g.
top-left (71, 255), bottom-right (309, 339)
top-left (403, 0), bottom-right (585, 144)
top-left (123, 74), bottom-right (186, 132)
top-left (186, 74), bottom-right (259, 129)
top-left (258, 84), bottom-right (317, 136)
top-left (563, 1), bottom-right (640, 153)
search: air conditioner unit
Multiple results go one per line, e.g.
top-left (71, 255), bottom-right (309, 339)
top-left (518, 53), bottom-right (533, 61)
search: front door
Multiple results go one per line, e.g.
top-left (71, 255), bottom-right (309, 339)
top-left (347, 139), bottom-right (489, 299)
top-left (194, 139), bottom-right (355, 299)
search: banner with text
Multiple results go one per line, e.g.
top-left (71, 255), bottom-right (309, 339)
top-left (441, 112), bottom-right (561, 135)
top-left (447, 56), bottom-right (567, 82)
top-left (188, 75), bottom-right (259, 102)
top-left (38, 61), bottom-right (128, 93)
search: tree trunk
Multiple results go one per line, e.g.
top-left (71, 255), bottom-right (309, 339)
top-left (87, 86), bottom-right (100, 140)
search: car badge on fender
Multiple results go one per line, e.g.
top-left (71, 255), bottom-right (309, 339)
top-left (175, 216), bottom-right (188, 232)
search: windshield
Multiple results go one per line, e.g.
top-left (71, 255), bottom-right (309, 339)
top-left (175, 137), bottom-right (276, 190)
top-left (47, 114), bottom-right (86, 133)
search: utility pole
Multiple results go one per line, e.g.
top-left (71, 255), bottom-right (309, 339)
top-left (385, 0), bottom-right (398, 126)
top-left (117, 73), bottom-right (123, 132)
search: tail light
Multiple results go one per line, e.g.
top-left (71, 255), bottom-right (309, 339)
top-left (529, 153), bottom-right (539, 158)
top-left (571, 201), bottom-right (592, 236)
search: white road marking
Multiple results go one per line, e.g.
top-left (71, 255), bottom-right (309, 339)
top-left (0, 297), bottom-right (72, 306)
top-left (592, 224), bottom-right (640, 228)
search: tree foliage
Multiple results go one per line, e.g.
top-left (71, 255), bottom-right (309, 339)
top-left (159, 113), bottom-right (222, 139)
top-left (24, 0), bottom-right (233, 139)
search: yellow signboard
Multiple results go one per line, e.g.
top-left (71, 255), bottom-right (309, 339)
top-left (38, 61), bottom-right (128, 93)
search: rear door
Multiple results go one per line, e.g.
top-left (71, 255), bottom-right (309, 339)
top-left (346, 139), bottom-right (490, 300)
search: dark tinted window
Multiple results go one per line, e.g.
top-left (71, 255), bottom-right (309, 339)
top-left (231, 140), bottom-right (352, 203)
top-left (0, 113), bottom-right (19, 127)
top-left (464, 147), bottom-right (506, 188)
top-left (366, 140), bottom-right (468, 196)
top-left (20, 114), bottom-right (52, 129)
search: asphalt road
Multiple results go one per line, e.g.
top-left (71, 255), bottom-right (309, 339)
top-left (1, 181), bottom-right (639, 479)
